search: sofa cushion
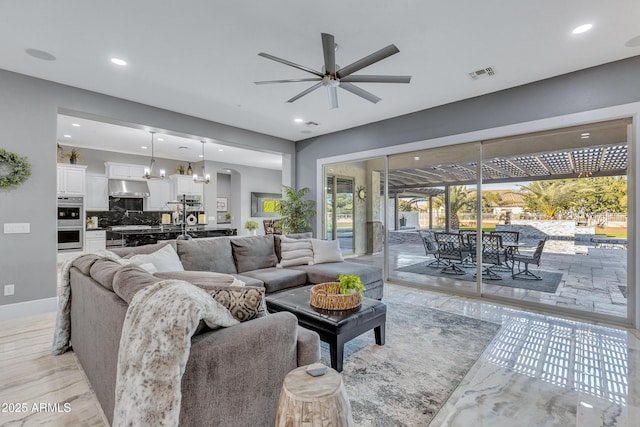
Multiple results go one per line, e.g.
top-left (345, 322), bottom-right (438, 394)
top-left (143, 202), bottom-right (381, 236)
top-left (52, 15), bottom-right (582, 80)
top-left (112, 265), bottom-right (162, 304)
top-left (240, 267), bottom-right (307, 293)
top-left (233, 274), bottom-right (264, 288)
top-left (176, 237), bottom-right (237, 274)
top-left (289, 261), bottom-right (382, 286)
top-left (127, 244), bottom-right (184, 273)
top-left (114, 241), bottom-right (177, 258)
top-left (277, 236), bottom-right (314, 268)
top-left (310, 239), bottom-right (344, 264)
top-left (203, 286), bottom-right (267, 322)
top-left (89, 259), bottom-right (124, 291)
top-left (71, 254), bottom-right (102, 275)
top-left (231, 235), bottom-right (278, 273)
top-left (154, 271), bottom-right (244, 289)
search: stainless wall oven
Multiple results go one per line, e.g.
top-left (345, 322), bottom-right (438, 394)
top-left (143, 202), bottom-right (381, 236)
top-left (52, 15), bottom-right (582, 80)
top-left (57, 196), bottom-right (84, 251)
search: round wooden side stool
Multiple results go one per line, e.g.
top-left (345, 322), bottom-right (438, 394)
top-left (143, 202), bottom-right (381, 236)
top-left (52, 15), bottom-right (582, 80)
top-left (275, 365), bottom-right (353, 427)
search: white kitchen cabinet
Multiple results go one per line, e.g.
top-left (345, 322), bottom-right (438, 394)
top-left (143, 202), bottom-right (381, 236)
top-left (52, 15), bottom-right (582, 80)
top-left (57, 164), bottom-right (87, 196)
top-left (86, 174), bottom-right (109, 211)
top-left (105, 162), bottom-right (147, 181)
top-left (85, 230), bottom-right (106, 253)
top-left (170, 174), bottom-right (204, 198)
top-left (147, 180), bottom-right (172, 211)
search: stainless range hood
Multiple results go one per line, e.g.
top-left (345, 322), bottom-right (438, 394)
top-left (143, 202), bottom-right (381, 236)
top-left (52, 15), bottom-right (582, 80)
top-left (108, 179), bottom-right (150, 197)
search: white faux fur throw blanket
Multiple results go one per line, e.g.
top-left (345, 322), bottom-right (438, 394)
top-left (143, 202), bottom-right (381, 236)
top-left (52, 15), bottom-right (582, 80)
top-left (112, 280), bottom-right (239, 427)
top-left (52, 250), bottom-right (121, 355)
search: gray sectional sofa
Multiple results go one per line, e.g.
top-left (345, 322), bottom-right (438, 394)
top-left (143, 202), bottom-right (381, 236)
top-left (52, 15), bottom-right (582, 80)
top-left (69, 234), bottom-right (383, 426)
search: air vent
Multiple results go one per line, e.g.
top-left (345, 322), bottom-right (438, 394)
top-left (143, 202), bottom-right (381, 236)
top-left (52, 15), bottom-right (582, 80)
top-left (305, 121), bottom-right (319, 127)
top-left (468, 67), bottom-right (496, 80)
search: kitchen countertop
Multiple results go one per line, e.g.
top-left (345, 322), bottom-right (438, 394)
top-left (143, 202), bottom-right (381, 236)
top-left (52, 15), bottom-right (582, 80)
top-left (107, 225), bottom-right (234, 235)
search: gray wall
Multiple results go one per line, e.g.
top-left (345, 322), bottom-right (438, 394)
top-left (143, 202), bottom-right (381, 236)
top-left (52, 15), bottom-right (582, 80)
top-left (296, 56), bottom-right (640, 207)
top-left (0, 68), bottom-right (293, 307)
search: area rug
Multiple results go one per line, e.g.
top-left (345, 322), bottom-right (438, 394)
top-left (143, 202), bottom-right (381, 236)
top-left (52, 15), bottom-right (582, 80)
top-left (319, 302), bottom-right (500, 426)
top-left (395, 261), bottom-right (563, 293)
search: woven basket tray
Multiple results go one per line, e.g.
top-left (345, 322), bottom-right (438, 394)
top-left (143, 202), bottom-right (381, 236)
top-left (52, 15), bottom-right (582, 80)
top-left (310, 282), bottom-right (362, 311)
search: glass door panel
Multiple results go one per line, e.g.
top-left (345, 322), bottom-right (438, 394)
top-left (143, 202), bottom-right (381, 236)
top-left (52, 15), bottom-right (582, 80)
top-left (480, 119), bottom-right (630, 321)
top-left (387, 143), bottom-right (481, 294)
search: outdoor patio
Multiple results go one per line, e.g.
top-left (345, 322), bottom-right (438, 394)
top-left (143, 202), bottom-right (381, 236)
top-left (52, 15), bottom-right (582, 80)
top-left (351, 236), bottom-right (628, 319)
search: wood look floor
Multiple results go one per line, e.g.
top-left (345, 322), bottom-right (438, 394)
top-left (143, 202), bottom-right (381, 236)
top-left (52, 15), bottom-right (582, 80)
top-left (0, 312), bottom-right (108, 426)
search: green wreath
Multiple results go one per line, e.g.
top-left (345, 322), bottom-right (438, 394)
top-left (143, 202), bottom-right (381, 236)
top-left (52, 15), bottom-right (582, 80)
top-left (0, 148), bottom-right (32, 189)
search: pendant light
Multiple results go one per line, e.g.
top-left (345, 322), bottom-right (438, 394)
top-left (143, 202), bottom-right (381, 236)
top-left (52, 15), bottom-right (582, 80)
top-left (193, 141), bottom-right (211, 184)
top-left (143, 131), bottom-right (166, 179)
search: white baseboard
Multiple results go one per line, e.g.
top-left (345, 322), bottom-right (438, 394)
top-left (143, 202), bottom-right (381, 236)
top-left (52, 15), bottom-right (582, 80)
top-left (0, 297), bottom-right (58, 322)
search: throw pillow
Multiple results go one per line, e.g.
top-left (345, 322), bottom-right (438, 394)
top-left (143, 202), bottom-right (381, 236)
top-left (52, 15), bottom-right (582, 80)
top-left (153, 271), bottom-right (244, 288)
top-left (128, 244), bottom-right (185, 273)
top-left (277, 236), bottom-right (314, 268)
top-left (311, 239), bottom-right (344, 264)
top-left (204, 286), bottom-right (267, 322)
top-left (231, 235), bottom-right (278, 273)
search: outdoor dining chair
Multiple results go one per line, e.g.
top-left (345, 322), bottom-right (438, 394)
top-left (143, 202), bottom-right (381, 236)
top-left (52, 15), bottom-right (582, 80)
top-left (490, 230), bottom-right (520, 270)
top-left (418, 230), bottom-right (445, 267)
top-left (467, 233), bottom-right (505, 280)
top-left (512, 237), bottom-right (548, 280)
top-left (434, 232), bottom-right (469, 275)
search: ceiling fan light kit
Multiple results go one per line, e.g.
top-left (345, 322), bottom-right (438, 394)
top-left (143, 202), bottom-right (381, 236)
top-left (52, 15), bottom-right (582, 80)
top-left (255, 33), bottom-right (411, 109)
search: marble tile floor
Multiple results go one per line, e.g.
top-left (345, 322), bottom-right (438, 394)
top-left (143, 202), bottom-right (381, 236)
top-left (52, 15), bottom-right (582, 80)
top-left (354, 242), bottom-right (628, 319)
top-left (1, 284), bottom-right (638, 426)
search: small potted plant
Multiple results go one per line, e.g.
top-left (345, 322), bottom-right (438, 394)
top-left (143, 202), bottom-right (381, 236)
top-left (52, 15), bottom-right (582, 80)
top-left (67, 148), bottom-right (80, 164)
top-left (225, 213), bottom-right (232, 223)
top-left (244, 220), bottom-right (259, 235)
top-left (176, 164), bottom-right (186, 175)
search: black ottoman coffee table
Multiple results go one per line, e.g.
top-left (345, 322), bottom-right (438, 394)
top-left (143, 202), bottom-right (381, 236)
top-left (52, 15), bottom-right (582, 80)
top-left (266, 285), bottom-right (386, 372)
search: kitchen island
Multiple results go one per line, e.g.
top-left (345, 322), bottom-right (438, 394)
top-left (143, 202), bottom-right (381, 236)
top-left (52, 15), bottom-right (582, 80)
top-left (106, 225), bottom-right (237, 247)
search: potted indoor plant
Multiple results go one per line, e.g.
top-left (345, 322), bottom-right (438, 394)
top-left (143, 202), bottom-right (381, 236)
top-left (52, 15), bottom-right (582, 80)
top-left (310, 274), bottom-right (364, 310)
top-left (276, 186), bottom-right (315, 234)
top-left (225, 213), bottom-right (232, 223)
top-left (176, 164), bottom-right (186, 175)
top-left (67, 148), bottom-right (80, 164)
top-left (244, 220), bottom-right (259, 235)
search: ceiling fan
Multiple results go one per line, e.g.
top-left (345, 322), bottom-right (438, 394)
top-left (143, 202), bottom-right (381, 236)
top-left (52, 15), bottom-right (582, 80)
top-left (255, 33), bottom-right (411, 109)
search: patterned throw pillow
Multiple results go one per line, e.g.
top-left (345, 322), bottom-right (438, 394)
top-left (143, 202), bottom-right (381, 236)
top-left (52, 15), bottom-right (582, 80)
top-left (205, 286), bottom-right (267, 322)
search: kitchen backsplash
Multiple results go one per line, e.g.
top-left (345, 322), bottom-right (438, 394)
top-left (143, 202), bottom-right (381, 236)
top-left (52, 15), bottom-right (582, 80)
top-left (87, 210), bottom-right (205, 228)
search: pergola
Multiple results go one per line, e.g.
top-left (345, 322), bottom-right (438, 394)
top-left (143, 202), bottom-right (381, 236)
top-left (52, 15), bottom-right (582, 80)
top-left (385, 118), bottom-right (630, 231)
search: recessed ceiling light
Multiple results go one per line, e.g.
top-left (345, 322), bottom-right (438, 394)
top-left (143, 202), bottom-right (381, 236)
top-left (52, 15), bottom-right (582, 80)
top-left (178, 146), bottom-right (189, 150)
top-left (111, 57), bottom-right (127, 66)
top-left (71, 123), bottom-right (80, 127)
top-left (25, 48), bottom-right (56, 61)
top-left (301, 130), bottom-right (312, 134)
top-left (572, 24), bottom-right (593, 34)
top-left (414, 156), bottom-right (420, 161)
top-left (157, 138), bottom-right (164, 141)
top-left (63, 134), bottom-right (71, 138)
top-left (218, 149), bottom-right (224, 152)
top-left (199, 154), bottom-right (204, 158)
top-left (294, 118), bottom-right (304, 123)
top-left (141, 146), bottom-right (148, 149)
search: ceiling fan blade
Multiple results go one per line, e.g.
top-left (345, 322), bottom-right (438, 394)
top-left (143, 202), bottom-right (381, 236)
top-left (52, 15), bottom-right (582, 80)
top-left (258, 52), bottom-right (324, 77)
top-left (340, 75), bottom-right (411, 84)
top-left (336, 44), bottom-right (400, 79)
top-left (321, 33), bottom-right (336, 75)
top-left (287, 82), bottom-right (324, 103)
top-left (327, 85), bottom-right (339, 109)
top-left (254, 78), bottom-right (321, 85)
top-left (339, 82), bottom-right (382, 104)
